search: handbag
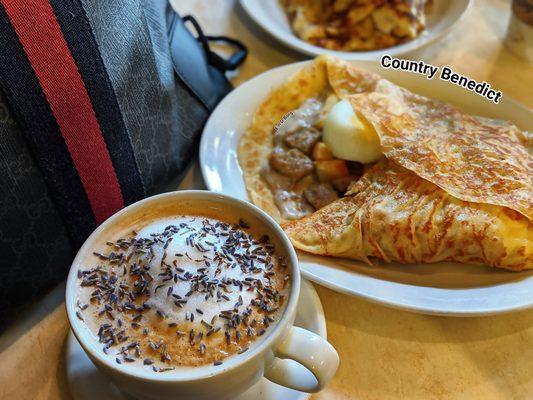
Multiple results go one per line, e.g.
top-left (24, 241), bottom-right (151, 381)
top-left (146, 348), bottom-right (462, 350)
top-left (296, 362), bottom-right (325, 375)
top-left (0, 0), bottom-right (246, 324)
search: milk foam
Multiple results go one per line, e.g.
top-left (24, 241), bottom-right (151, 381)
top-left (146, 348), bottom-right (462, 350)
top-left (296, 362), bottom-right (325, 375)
top-left (138, 217), bottom-right (276, 330)
top-left (76, 214), bottom-right (290, 369)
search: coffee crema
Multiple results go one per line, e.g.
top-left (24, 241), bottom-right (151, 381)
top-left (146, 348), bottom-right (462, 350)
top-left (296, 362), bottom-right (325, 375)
top-left (75, 215), bottom-right (290, 372)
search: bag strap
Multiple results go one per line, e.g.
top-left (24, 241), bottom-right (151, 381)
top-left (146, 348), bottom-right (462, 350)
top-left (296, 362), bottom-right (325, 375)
top-left (168, 13), bottom-right (247, 110)
top-left (181, 15), bottom-right (248, 72)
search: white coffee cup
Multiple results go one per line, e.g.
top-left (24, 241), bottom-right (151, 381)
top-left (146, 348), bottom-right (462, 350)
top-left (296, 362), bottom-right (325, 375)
top-left (65, 190), bottom-right (339, 400)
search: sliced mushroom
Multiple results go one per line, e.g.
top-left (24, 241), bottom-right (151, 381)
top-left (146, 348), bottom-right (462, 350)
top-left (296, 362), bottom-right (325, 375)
top-left (274, 190), bottom-right (315, 220)
top-left (260, 164), bottom-right (292, 191)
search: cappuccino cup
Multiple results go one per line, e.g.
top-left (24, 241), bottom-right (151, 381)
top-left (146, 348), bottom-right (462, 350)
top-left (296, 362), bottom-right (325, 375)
top-left (66, 190), bottom-right (339, 400)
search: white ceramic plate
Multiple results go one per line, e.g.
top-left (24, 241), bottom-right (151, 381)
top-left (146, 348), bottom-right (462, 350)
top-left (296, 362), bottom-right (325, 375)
top-left (240, 0), bottom-right (472, 60)
top-left (200, 61), bottom-right (533, 316)
top-left (66, 280), bottom-right (325, 400)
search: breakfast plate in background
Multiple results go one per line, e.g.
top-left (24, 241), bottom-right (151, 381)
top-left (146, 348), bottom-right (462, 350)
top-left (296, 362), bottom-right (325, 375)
top-left (200, 60), bottom-right (533, 317)
top-left (240, 0), bottom-right (472, 60)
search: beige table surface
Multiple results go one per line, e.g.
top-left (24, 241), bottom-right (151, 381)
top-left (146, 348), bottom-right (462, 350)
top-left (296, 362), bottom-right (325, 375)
top-left (0, 1), bottom-right (532, 400)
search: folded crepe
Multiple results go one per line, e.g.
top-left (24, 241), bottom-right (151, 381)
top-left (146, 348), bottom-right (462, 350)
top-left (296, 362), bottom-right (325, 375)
top-left (284, 159), bottom-right (531, 271)
top-left (239, 56), bottom-right (532, 271)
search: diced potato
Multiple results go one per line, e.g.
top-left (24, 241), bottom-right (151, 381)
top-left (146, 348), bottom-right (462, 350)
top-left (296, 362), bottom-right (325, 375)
top-left (312, 142), bottom-right (333, 161)
top-left (316, 160), bottom-right (349, 182)
top-left (372, 6), bottom-right (397, 35)
top-left (293, 174), bottom-right (315, 194)
top-left (347, 5), bottom-right (375, 25)
top-left (332, 0), bottom-right (352, 13)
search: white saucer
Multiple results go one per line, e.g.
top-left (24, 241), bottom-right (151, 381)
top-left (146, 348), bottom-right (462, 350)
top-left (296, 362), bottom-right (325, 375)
top-left (66, 280), bottom-right (326, 400)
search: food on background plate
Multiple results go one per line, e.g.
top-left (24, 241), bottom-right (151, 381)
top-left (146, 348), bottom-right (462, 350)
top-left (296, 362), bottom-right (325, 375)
top-left (280, 0), bottom-right (430, 51)
top-left (238, 55), bottom-right (532, 271)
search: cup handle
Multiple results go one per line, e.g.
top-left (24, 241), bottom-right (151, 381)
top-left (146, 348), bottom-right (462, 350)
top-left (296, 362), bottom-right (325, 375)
top-left (264, 326), bottom-right (339, 393)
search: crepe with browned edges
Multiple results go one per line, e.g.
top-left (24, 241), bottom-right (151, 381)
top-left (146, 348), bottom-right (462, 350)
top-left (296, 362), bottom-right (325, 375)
top-left (239, 56), bottom-right (532, 271)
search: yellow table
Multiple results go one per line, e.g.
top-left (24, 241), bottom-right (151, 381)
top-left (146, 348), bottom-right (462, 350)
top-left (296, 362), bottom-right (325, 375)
top-left (0, 1), bottom-right (531, 399)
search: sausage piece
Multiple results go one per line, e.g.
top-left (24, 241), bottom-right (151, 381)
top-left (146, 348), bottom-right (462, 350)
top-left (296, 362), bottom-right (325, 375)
top-left (283, 127), bottom-right (321, 155)
top-left (303, 182), bottom-right (339, 210)
top-left (269, 149), bottom-right (314, 179)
